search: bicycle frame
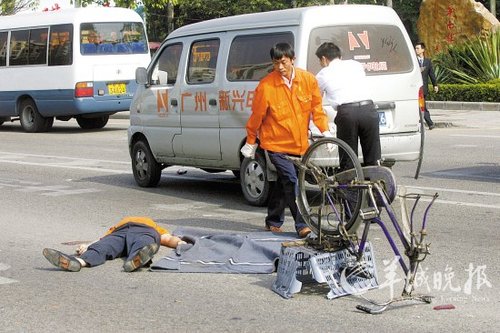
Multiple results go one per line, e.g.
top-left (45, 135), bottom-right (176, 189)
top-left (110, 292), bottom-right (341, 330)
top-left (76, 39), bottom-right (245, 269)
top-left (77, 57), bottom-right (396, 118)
top-left (302, 161), bottom-right (439, 313)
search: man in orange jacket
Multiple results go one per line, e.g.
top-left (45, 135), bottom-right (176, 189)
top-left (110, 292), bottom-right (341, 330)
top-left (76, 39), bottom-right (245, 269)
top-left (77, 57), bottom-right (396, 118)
top-left (241, 42), bottom-right (331, 238)
top-left (43, 216), bottom-right (186, 272)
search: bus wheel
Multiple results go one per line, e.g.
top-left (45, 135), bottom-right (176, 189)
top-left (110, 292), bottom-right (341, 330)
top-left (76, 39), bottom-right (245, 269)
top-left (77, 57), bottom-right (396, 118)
top-left (19, 99), bottom-right (53, 132)
top-left (131, 139), bottom-right (162, 187)
top-left (240, 152), bottom-right (269, 206)
top-left (76, 115), bottom-right (109, 129)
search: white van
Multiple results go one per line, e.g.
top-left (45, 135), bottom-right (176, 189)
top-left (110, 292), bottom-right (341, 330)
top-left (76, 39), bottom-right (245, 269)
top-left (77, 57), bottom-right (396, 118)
top-left (128, 4), bottom-right (424, 206)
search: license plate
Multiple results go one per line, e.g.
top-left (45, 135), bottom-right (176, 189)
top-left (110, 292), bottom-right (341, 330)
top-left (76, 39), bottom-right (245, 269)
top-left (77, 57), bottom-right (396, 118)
top-left (108, 83), bottom-right (126, 95)
top-left (378, 111), bottom-right (387, 127)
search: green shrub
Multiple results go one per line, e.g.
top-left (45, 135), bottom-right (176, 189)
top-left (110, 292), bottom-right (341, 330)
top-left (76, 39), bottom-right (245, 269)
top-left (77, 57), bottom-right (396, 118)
top-left (433, 30), bottom-right (499, 84)
top-left (427, 83), bottom-right (500, 102)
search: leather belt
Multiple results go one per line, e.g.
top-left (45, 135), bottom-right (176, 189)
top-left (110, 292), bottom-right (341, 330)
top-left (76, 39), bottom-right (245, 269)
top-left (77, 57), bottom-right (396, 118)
top-left (338, 100), bottom-right (373, 110)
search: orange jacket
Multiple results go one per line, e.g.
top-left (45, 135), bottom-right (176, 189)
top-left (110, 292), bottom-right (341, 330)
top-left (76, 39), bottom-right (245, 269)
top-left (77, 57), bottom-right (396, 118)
top-left (103, 216), bottom-right (169, 237)
top-left (245, 67), bottom-right (329, 156)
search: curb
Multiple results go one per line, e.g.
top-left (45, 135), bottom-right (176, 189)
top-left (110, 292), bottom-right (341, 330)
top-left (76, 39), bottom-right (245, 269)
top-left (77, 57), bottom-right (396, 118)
top-left (427, 101), bottom-right (500, 111)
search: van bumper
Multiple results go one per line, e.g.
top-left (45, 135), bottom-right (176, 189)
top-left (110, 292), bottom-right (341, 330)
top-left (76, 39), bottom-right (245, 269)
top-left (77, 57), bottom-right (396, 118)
top-left (380, 131), bottom-right (421, 161)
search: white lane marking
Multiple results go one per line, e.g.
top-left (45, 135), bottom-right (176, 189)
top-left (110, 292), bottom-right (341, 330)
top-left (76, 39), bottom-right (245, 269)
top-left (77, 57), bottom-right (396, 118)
top-left (408, 186), bottom-right (500, 197)
top-left (0, 178), bottom-right (101, 196)
top-left (0, 151), bottom-right (129, 165)
top-left (0, 159), bottom-right (128, 174)
top-left (449, 134), bottom-right (500, 139)
top-left (418, 198), bottom-right (500, 210)
top-left (0, 263), bottom-right (18, 285)
top-left (0, 276), bottom-right (18, 285)
top-left (406, 185), bottom-right (500, 209)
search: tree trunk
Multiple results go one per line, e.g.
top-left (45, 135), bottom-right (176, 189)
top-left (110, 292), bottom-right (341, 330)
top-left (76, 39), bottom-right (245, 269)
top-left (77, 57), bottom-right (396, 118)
top-left (387, 0), bottom-right (393, 7)
top-left (167, 1), bottom-right (174, 34)
top-left (491, 0), bottom-right (496, 18)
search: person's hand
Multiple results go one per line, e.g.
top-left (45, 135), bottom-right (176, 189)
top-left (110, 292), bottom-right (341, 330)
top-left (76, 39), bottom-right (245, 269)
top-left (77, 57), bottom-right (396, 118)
top-left (240, 143), bottom-right (258, 159)
top-left (434, 85), bottom-right (439, 93)
top-left (322, 131), bottom-right (335, 152)
top-left (76, 243), bottom-right (89, 256)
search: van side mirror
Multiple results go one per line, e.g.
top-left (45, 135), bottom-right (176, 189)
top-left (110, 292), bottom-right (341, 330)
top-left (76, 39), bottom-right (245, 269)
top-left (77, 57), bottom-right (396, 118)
top-left (135, 67), bottom-right (148, 85)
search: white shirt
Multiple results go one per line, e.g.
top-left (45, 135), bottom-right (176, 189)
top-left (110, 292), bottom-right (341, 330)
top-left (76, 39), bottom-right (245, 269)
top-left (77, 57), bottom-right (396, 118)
top-left (316, 58), bottom-right (371, 109)
top-left (281, 67), bottom-right (295, 90)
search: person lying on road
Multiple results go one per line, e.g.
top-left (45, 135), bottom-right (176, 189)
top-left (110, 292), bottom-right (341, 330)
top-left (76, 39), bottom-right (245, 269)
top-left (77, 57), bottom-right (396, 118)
top-left (43, 216), bottom-right (186, 272)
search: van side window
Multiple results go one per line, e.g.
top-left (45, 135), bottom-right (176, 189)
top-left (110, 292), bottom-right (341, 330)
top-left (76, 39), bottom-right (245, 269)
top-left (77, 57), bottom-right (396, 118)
top-left (227, 32), bottom-right (294, 81)
top-left (187, 39), bottom-right (219, 84)
top-left (307, 25), bottom-right (412, 75)
top-left (151, 43), bottom-right (183, 85)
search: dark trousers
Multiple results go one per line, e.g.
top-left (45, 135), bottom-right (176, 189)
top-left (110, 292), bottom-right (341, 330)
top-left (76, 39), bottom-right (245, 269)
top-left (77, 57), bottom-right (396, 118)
top-left (335, 102), bottom-right (381, 169)
top-left (265, 152), bottom-right (308, 233)
top-left (80, 224), bottom-right (160, 267)
top-left (423, 97), bottom-right (434, 127)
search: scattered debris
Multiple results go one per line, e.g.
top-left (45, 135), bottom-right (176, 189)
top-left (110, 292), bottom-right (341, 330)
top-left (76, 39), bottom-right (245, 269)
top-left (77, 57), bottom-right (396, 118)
top-left (433, 304), bottom-right (456, 310)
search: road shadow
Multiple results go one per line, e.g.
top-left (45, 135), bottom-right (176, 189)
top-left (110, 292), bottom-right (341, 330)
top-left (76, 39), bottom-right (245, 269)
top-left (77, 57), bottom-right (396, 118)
top-left (421, 164), bottom-right (500, 183)
top-left (157, 217), bottom-right (261, 233)
top-left (81, 170), bottom-right (261, 213)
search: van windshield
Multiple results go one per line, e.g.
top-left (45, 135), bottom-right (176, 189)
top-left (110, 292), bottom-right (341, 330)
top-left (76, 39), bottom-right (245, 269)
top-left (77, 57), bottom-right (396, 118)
top-left (307, 25), bottom-right (413, 76)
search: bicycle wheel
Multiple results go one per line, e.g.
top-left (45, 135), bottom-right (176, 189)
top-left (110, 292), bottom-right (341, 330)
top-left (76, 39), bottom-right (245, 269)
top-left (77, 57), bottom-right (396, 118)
top-left (297, 137), bottom-right (364, 236)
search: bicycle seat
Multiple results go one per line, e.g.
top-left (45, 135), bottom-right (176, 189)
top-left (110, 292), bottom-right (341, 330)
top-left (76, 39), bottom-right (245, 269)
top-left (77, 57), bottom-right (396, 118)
top-left (362, 166), bottom-right (397, 204)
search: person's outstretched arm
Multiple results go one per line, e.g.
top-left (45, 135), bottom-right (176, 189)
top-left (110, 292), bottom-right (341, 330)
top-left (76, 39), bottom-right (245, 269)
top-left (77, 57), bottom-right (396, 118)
top-left (160, 233), bottom-right (187, 248)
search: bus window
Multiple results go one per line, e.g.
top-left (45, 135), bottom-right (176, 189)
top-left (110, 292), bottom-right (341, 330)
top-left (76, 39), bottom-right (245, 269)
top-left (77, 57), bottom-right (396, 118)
top-left (80, 22), bottom-right (147, 55)
top-left (0, 32), bottom-right (7, 66)
top-left (28, 28), bottom-right (48, 65)
top-left (49, 24), bottom-right (73, 66)
top-left (187, 39), bottom-right (219, 84)
top-left (9, 30), bottom-right (29, 66)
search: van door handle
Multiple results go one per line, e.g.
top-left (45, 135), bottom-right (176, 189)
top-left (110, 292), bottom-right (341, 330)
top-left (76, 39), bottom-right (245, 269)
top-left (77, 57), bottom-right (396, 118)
top-left (170, 99), bottom-right (178, 107)
top-left (209, 99), bottom-right (217, 106)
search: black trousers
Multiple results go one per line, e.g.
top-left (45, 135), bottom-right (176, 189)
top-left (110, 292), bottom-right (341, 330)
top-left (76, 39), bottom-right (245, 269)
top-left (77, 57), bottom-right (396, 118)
top-left (423, 96), bottom-right (434, 127)
top-left (335, 101), bottom-right (381, 169)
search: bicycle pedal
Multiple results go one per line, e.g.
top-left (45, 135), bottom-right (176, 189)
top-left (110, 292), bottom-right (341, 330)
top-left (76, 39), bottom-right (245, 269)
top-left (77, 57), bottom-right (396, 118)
top-left (359, 207), bottom-right (378, 220)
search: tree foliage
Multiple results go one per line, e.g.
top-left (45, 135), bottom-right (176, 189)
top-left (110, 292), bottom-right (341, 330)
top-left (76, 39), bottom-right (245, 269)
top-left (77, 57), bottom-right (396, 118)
top-left (0, 0), bottom-right (38, 15)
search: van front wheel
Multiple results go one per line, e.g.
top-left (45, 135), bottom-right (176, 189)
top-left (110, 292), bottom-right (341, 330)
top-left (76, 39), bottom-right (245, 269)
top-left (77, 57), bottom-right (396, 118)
top-left (240, 153), bottom-right (269, 206)
top-left (131, 140), bottom-right (161, 187)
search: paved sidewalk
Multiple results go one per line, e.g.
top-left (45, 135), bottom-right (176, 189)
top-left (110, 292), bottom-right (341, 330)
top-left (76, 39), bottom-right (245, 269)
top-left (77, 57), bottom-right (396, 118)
top-left (431, 108), bottom-right (500, 129)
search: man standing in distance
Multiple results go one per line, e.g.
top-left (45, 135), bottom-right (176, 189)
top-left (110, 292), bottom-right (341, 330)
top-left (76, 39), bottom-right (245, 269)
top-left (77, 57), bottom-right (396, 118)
top-left (315, 42), bottom-right (381, 169)
top-left (241, 42), bottom-right (332, 238)
top-left (415, 42), bottom-right (439, 130)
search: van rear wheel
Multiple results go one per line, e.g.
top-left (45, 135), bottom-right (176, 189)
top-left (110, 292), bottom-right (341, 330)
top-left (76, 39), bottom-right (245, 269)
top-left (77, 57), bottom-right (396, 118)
top-left (19, 99), bottom-right (53, 132)
top-left (240, 153), bottom-right (269, 206)
top-left (132, 140), bottom-right (161, 187)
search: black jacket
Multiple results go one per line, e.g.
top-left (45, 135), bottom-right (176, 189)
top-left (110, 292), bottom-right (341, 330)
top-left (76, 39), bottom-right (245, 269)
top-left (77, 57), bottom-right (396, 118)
top-left (419, 57), bottom-right (437, 96)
